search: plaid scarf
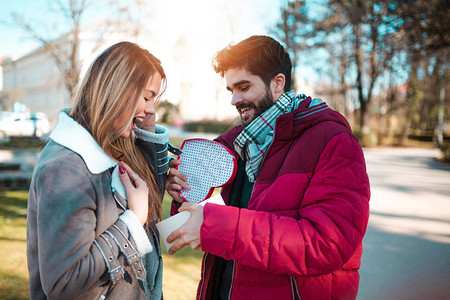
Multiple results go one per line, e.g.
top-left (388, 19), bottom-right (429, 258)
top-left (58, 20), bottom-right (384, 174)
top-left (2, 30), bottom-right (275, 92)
top-left (234, 90), bottom-right (323, 182)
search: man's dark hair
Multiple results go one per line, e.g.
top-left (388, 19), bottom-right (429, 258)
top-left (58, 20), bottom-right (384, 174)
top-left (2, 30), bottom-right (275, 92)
top-left (212, 35), bottom-right (292, 92)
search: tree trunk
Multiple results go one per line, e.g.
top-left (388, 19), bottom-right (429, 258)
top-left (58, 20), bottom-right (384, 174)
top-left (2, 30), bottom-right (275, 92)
top-left (353, 23), bottom-right (367, 132)
top-left (437, 63), bottom-right (446, 146)
top-left (400, 51), bottom-right (420, 145)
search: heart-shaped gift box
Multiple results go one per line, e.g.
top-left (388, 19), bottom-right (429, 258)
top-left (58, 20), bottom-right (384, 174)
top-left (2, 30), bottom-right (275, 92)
top-left (176, 138), bottom-right (237, 203)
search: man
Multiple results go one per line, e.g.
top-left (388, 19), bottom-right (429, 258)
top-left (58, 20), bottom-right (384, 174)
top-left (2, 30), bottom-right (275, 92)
top-left (165, 35), bottom-right (370, 300)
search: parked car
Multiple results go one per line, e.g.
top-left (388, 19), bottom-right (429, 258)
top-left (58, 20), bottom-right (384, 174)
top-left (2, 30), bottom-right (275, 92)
top-left (0, 111), bottom-right (50, 139)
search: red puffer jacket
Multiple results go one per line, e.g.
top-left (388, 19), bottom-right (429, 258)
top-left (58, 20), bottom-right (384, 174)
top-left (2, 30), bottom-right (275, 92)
top-left (196, 100), bottom-right (370, 300)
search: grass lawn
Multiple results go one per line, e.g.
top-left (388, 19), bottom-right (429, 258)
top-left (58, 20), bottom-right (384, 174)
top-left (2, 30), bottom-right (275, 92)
top-left (0, 190), bottom-right (204, 299)
top-left (0, 191), bottom-right (29, 300)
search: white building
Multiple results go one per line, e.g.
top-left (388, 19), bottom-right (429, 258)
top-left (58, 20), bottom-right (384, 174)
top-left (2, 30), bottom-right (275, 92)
top-left (0, 56), bottom-right (9, 110)
top-left (1, 46), bottom-right (69, 121)
top-left (0, 28), bottom-right (239, 125)
top-left (0, 26), bottom-right (126, 123)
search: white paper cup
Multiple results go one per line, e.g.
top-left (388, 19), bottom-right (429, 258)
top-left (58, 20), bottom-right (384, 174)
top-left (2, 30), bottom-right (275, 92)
top-left (156, 194), bottom-right (225, 252)
top-left (156, 210), bottom-right (191, 251)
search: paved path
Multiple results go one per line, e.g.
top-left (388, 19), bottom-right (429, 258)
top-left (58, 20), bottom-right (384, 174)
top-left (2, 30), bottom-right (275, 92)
top-left (359, 148), bottom-right (450, 300)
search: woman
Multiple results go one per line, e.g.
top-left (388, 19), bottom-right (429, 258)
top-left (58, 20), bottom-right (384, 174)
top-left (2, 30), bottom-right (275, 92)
top-left (27, 42), bottom-right (171, 299)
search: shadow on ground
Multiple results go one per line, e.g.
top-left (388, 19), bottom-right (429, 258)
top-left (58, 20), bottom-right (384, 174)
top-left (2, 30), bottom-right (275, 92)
top-left (359, 213), bottom-right (450, 300)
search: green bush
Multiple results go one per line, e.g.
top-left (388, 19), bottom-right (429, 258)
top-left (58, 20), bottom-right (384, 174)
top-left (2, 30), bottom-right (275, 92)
top-left (439, 142), bottom-right (450, 163)
top-left (0, 136), bottom-right (48, 150)
top-left (353, 130), bottom-right (378, 147)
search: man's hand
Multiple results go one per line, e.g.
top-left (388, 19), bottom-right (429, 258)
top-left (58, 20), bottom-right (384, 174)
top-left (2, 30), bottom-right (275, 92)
top-left (166, 202), bottom-right (203, 255)
top-left (165, 159), bottom-right (190, 204)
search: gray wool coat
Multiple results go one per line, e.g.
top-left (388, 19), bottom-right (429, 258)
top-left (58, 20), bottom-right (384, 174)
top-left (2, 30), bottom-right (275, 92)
top-left (27, 111), bottom-right (170, 299)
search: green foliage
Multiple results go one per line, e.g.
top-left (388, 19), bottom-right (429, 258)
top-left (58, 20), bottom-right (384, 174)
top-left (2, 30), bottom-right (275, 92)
top-left (0, 137), bottom-right (48, 150)
top-left (168, 137), bottom-right (185, 149)
top-left (353, 130), bottom-right (379, 147)
top-left (157, 100), bottom-right (180, 125)
top-left (0, 191), bottom-right (29, 300)
top-left (438, 142), bottom-right (450, 163)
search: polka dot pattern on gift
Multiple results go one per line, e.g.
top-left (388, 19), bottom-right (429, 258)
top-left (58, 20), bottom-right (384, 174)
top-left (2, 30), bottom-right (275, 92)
top-left (177, 138), bottom-right (237, 204)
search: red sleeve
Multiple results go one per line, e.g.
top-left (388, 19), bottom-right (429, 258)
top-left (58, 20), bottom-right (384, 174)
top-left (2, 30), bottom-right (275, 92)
top-left (170, 200), bottom-right (182, 216)
top-left (200, 133), bottom-right (370, 276)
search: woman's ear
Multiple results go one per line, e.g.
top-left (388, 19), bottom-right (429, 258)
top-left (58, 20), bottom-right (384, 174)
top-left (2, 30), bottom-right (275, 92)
top-left (271, 73), bottom-right (286, 98)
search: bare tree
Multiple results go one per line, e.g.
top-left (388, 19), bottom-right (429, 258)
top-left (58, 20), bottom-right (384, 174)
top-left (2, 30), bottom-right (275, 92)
top-left (274, 0), bottom-right (311, 90)
top-left (0, 92), bottom-right (8, 111)
top-left (9, 0), bottom-right (162, 98)
top-left (322, 0), bottom-right (396, 133)
top-left (388, 0), bottom-right (450, 145)
top-left (103, 0), bottom-right (157, 42)
top-left (274, 0), bottom-right (396, 135)
top-left (12, 0), bottom-right (90, 97)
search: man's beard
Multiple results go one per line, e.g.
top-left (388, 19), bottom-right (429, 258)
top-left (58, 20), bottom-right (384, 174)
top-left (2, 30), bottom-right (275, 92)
top-left (238, 89), bottom-right (275, 127)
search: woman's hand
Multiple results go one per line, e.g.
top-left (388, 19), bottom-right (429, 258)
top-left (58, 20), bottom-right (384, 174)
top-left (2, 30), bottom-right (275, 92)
top-left (119, 161), bottom-right (149, 225)
top-left (165, 159), bottom-right (190, 204)
top-left (135, 113), bottom-right (155, 133)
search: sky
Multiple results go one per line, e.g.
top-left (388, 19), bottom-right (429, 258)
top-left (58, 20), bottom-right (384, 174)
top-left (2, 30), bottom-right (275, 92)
top-left (0, 0), bottom-right (67, 58)
top-left (0, 0), bottom-right (282, 59)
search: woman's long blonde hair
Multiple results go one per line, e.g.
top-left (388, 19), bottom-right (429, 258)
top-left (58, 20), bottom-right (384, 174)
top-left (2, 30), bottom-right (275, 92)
top-left (70, 41), bottom-right (167, 222)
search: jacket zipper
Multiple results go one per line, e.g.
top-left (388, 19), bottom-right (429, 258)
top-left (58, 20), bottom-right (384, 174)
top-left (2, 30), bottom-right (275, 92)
top-left (112, 192), bottom-right (126, 211)
top-left (198, 253), bottom-right (208, 300)
top-left (98, 281), bottom-right (112, 300)
top-left (290, 277), bottom-right (301, 300)
top-left (227, 261), bottom-right (236, 300)
top-left (222, 125), bottom-right (277, 300)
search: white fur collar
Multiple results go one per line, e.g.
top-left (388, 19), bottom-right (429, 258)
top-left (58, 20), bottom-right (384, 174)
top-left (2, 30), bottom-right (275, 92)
top-left (50, 110), bottom-right (116, 173)
top-left (50, 110), bottom-right (126, 198)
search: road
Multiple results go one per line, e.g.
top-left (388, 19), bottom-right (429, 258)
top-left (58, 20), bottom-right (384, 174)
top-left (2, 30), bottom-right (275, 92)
top-left (358, 148), bottom-right (450, 300)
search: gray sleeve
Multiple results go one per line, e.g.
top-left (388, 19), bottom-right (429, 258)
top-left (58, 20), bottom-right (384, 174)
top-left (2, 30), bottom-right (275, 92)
top-left (33, 162), bottom-right (147, 299)
top-left (134, 124), bottom-right (170, 194)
